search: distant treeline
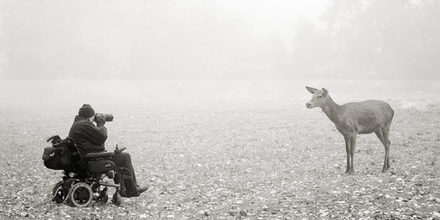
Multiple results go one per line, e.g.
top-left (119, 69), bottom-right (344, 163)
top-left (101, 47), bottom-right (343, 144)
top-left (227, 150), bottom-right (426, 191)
top-left (293, 0), bottom-right (440, 79)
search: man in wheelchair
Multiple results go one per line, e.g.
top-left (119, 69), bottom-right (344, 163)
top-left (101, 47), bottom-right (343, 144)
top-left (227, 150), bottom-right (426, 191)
top-left (69, 104), bottom-right (148, 194)
top-left (43, 104), bottom-right (147, 206)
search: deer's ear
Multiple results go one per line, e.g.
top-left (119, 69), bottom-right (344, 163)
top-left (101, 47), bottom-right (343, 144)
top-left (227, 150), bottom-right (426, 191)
top-left (306, 86), bottom-right (318, 94)
top-left (322, 88), bottom-right (328, 96)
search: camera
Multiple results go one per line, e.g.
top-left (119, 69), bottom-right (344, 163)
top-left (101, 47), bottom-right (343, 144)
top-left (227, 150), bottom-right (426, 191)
top-left (94, 113), bottom-right (114, 122)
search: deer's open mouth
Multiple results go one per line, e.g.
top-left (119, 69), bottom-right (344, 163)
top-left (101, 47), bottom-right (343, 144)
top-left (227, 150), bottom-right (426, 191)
top-left (306, 103), bottom-right (313, 109)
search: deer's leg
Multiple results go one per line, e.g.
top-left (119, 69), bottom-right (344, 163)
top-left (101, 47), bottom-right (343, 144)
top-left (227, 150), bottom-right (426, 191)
top-left (349, 135), bottom-right (357, 175)
top-left (382, 124), bottom-right (391, 171)
top-left (375, 128), bottom-right (389, 172)
top-left (343, 135), bottom-right (351, 174)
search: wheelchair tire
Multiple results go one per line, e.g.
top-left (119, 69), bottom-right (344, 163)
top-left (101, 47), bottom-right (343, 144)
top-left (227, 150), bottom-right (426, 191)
top-left (96, 192), bottom-right (109, 204)
top-left (112, 192), bottom-right (122, 206)
top-left (68, 182), bottom-right (93, 207)
top-left (52, 181), bottom-right (67, 203)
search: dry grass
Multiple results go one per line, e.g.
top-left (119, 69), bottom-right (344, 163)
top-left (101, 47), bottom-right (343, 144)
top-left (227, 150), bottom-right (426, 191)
top-left (0, 102), bottom-right (439, 219)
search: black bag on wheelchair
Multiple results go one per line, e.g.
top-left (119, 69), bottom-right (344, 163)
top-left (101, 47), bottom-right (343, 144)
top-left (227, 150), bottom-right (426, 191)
top-left (42, 146), bottom-right (71, 170)
top-left (42, 135), bottom-right (78, 170)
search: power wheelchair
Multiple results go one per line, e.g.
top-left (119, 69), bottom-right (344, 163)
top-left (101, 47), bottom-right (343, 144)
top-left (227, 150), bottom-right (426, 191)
top-left (43, 135), bottom-right (136, 207)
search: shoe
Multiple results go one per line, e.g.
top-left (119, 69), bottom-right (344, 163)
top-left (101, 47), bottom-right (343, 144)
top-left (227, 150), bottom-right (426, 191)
top-left (136, 185), bottom-right (148, 194)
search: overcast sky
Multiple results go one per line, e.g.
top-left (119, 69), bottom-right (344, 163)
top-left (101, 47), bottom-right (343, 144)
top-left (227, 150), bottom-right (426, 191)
top-left (0, 0), bottom-right (438, 80)
top-left (0, 0), bottom-right (329, 79)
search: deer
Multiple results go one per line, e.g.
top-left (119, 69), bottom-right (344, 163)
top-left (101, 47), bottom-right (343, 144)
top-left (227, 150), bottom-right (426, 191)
top-left (305, 86), bottom-right (394, 175)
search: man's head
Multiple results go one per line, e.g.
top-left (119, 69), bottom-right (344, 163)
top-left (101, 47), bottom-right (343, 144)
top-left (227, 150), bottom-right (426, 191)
top-left (78, 104), bottom-right (95, 121)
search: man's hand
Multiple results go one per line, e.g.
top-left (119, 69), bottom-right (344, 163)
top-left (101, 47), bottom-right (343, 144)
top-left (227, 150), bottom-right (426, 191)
top-left (95, 114), bottom-right (106, 127)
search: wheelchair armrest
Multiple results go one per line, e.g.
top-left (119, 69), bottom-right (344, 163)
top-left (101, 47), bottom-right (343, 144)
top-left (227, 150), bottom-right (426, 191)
top-left (85, 151), bottom-right (115, 159)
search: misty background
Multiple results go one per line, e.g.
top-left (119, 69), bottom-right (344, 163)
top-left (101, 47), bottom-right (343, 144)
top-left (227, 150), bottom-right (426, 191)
top-left (0, 0), bottom-right (439, 111)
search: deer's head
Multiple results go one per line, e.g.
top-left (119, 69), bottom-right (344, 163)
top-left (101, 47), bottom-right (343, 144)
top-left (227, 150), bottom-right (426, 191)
top-left (305, 86), bottom-right (329, 109)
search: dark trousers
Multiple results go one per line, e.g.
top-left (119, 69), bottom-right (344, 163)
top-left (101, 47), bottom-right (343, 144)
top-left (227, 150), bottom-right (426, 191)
top-left (111, 152), bottom-right (137, 184)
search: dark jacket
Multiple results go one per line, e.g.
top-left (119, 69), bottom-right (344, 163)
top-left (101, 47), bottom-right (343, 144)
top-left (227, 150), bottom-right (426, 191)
top-left (68, 115), bottom-right (107, 156)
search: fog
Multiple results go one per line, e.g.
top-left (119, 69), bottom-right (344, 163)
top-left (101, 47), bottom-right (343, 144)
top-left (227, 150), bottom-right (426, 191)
top-left (0, 0), bottom-right (328, 79)
top-left (0, 0), bottom-right (439, 111)
top-left (2, 2), bottom-right (440, 218)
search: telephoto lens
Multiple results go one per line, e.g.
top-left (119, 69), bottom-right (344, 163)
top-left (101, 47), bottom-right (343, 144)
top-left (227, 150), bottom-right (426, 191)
top-left (103, 114), bottom-right (113, 122)
top-left (95, 113), bottom-right (113, 122)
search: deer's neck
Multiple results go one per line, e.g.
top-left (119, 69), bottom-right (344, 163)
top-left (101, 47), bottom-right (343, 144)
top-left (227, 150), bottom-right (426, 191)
top-left (321, 96), bottom-right (342, 124)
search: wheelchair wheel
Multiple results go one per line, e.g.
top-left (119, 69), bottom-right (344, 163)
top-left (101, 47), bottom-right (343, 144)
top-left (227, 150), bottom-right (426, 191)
top-left (68, 182), bottom-right (93, 207)
top-left (52, 181), bottom-right (67, 203)
top-left (96, 187), bottom-right (109, 204)
top-left (96, 193), bottom-right (109, 204)
top-left (112, 192), bottom-right (122, 206)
